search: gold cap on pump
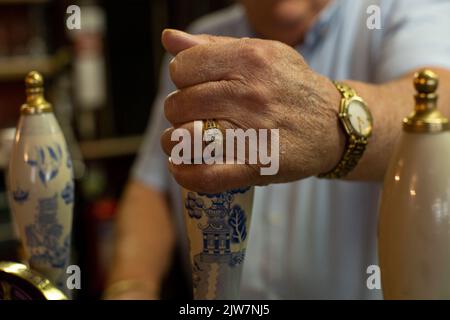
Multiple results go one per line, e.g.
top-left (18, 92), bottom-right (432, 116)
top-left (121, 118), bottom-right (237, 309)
top-left (21, 71), bottom-right (53, 115)
top-left (403, 69), bottom-right (448, 133)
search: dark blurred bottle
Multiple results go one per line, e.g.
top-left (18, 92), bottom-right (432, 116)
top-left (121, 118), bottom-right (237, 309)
top-left (68, 3), bottom-right (108, 140)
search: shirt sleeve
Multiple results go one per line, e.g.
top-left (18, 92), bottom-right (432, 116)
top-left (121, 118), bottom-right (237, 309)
top-left (375, 0), bottom-right (450, 82)
top-left (130, 54), bottom-right (175, 192)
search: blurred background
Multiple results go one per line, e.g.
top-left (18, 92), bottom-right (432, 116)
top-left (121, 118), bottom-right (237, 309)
top-left (0, 0), bottom-right (233, 299)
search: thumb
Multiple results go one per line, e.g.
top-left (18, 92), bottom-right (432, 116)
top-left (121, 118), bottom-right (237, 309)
top-left (161, 28), bottom-right (237, 56)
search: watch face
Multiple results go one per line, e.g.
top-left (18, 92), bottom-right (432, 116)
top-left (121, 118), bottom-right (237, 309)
top-left (347, 99), bottom-right (372, 137)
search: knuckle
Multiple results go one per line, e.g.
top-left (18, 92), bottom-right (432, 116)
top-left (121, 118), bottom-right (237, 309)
top-left (239, 40), bottom-right (268, 68)
top-left (267, 40), bottom-right (289, 58)
top-left (269, 39), bottom-right (286, 51)
top-left (169, 57), bottom-right (183, 87)
top-left (232, 81), bottom-right (270, 114)
top-left (160, 128), bottom-right (173, 156)
top-left (164, 91), bottom-right (179, 123)
top-left (223, 77), bottom-right (268, 107)
top-left (168, 57), bottom-right (177, 78)
top-left (215, 80), bottom-right (240, 100)
top-left (246, 81), bottom-right (270, 106)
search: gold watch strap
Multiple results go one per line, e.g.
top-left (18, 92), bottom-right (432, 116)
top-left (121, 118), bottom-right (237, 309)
top-left (318, 81), bottom-right (369, 179)
top-left (318, 135), bottom-right (367, 179)
top-left (334, 81), bottom-right (357, 99)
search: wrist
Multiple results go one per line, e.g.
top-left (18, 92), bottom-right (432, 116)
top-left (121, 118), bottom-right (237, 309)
top-left (317, 77), bottom-right (346, 175)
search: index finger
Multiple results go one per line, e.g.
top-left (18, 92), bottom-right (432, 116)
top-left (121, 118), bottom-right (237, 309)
top-left (165, 33), bottom-right (250, 89)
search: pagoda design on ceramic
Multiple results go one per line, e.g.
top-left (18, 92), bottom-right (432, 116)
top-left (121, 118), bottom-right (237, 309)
top-left (183, 187), bottom-right (254, 299)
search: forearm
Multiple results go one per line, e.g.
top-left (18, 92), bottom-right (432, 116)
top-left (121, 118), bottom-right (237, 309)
top-left (339, 67), bottom-right (450, 181)
top-left (106, 180), bottom-right (176, 298)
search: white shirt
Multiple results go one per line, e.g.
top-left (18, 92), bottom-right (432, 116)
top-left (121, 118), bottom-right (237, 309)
top-left (132, 0), bottom-right (450, 299)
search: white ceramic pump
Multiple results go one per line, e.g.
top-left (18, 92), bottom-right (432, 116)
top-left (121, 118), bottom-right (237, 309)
top-left (8, 71), bottom-right (74, 295)
top-left (379, 70), bottom-right (450, 299)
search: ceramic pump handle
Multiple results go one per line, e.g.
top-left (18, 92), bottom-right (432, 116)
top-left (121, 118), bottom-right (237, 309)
top-left (180, 119), bottom-right (255, 299)
top-left (8, 71), bottom-right (74, 297)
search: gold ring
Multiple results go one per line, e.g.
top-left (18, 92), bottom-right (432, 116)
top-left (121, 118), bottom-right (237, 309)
top-left (202, 119), bottom-right (221, 147)
top-left (203, 119), bottom-right (219, 130)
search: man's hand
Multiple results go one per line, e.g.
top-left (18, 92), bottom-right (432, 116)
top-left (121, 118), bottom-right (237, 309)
top-left (160, 29), bottom-right (343, 193)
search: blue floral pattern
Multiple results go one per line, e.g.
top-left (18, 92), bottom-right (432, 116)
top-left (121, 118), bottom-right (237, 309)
top-left (65, 146), bottom-right (72, 169)
top-left (25, 194), bottom-right (70, 269)
top-left (12, 188), bottom-right (29, 204)
top-left (228, 205), bottom-right (247, 244)
top-left (185, 187), bottom-right (250, 267)
top-left (186, 187), bottom-right (252, 299)
top-left (61, 181), bottom-right (74, 205)
top-left (26, 144), bottom-right (62, 186)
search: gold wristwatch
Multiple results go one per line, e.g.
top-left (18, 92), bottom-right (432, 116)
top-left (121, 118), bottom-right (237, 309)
top-left (318, 81), bottom-right (373, 179)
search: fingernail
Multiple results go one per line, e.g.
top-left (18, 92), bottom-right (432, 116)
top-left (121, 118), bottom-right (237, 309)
top-left (162, 29), bottom-right (203, 55)
top-left (163, 28), bottom-right (196, 41)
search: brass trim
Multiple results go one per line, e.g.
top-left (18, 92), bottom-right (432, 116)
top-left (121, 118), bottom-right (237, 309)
top-left (0, 261), bottom-right (67, 300)
top-left (20, 71), bottom-right (53, 115)
top-left (403, 69), bottom-right (448, 133)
